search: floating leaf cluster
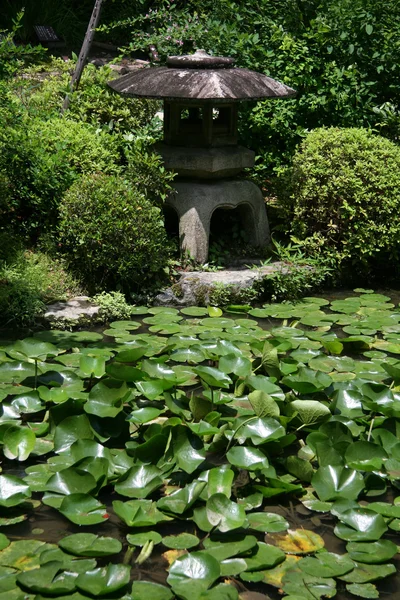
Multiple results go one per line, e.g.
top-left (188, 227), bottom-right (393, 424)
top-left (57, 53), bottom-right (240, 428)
top-left (0, 292), bottom-right (399, 599)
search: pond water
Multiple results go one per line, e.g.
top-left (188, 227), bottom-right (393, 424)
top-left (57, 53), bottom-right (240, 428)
top-left (1, 290), bottom-right (400, 600)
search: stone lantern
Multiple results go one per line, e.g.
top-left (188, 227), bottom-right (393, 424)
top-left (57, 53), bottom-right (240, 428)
top-left (108, 50), bottom-right (295, 263)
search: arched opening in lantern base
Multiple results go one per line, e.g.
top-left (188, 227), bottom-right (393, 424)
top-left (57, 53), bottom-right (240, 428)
top-left (209, 204), bottom-right (255, 264)
top-left (162, 205), bottom-right (180, 258)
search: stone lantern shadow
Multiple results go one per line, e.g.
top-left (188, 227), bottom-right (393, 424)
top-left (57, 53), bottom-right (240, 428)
top-left (108, 50), bottom-right (296, 264)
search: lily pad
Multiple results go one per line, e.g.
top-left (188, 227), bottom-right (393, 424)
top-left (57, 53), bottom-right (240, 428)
top-left (167, 552), bottom-right (220, 600)
top-left (162, 533), bottom-right (200, 550)
top-left (59, 534), bottom-right (122, 557)
top-left (58, 494), bottom-right (109, 525)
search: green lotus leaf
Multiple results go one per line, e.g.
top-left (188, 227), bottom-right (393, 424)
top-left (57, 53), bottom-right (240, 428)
top-left (162, 533), bottom-right (200, 549)
top-left (237, 417), bottom-right (286, 445)
top-left (237, 492), bottom-right (263, 511)
top-left (188, 421), bottom-right (220, 436)
top-left (3, 426), bottom-right (36, 461)
top-left (219, 558), bottom-right (247, 577)
top-left (312, 466), bottom-right (365, 501)
top-left (0, 362), bottom-right (36, 384)
top-left (126, 531), bottom-right (162, 546)
top-left (245, 375), bottom-right (285, 400)
top-left (0, 540), bottom-right (55, 570)
top-left (282, 570), bottom-right (336, 600)
top-left (39, 547), bottom-right (97, 573)
top-left (344, 441), bottom-right (388, 472)
top-left (346, 540), bottom-right (398, 564)
top-left (244, 542), bottom-right (285, 571)
top-left (0, 537), bottom-right (9, 553)
top-left (10, 391), bottom-right (44, 414)
top-left (78, 355), bottom-right (105, 378)
top-left (76, 563), bottom-right (131, 596)
top-left (113, 499), bottom-right (172, 527)
top-left (11, 338), bottom-right (59, 360)
top-left (17, 560), bottom-right (77, 595)
top-left (203, 534), bottom-right (257, 561)
top-left (281, 367), bottom-right (332, 394)
top-left (167, 551), bottom-right (220, 600)
top-left (45, 467), bottom-right (97, 496)
top-left (203, 466), bottom-right (234, 498)
top-left (227, 447), bottom-right (269, 471)
top-left (288, 400), bottom-right (331, 425)
top-left (206, 493), bottom-right (246, 532)
top-left (53, 415), bottom-right (94, 454)
top-left (59, 534), bottom-right (122, 557)
top-left (345, 583), bottom-right (379, 599)
top-left (285, 456), bottom-right (314, 483)
top-left (128, 407), bottom-right (163, 424)
top-left (105, 362), bottom-right (144, 381)
top-left (131, 580), bottom-right (173, 600)
top-left (247, 512), bottom-right (289, 533)
top-left (173, 427), bottom-right (206, 473)
top-left (157, 480), bottom-right (206, 515)
top-left (193, 366), bottom-right (232, 389)
top-left (0, 475), bottom-right (31, 507)
top-left (115, 464), bottom-right (164, 498)
top-left (84, 381), bottom-right (130, 418)
top-left (58, 494), bottom-right (108, 525)
top-left (219, 354), bottom-right (252, 378)
top-left (170, 347), bottom-right (206, 363)
top-left (339, 562), bottom-right (396, 583)
top-left (299, 552), bottom-right (354, 577)
top-left (248, 390), bottom-right (280, 418)
top-left (181, 307), bottom-right (208, 317)
top-left (334, 508), bottom-right (388, 541)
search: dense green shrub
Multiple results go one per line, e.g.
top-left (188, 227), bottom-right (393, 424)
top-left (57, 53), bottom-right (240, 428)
top-left (285, 127), bottom-right (400, 275)
top-left (0, 117), bottom-right (120, 239)
top-left (59, 174), bottom-right (170, 293)
top-left (0, 245), bottom-right (82, 327)
top-left (14, 61), bottom-right (158, 135)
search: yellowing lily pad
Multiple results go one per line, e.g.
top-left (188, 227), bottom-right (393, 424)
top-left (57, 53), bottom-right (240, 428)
top-left (268, 529), bottom-right (324, 554)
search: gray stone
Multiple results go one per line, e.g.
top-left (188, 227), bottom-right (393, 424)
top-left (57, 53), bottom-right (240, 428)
top-left (44, 296), bottom-right (100, 323)
top-left (166, 179), bottom-right (270, 264)
top-left (156, 144), bottom-right (254, 178)
top-left (154, 262), bottom-right (290, 306)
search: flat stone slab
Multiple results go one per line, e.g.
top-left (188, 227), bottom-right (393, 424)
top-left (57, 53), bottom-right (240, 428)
top-left (44, 296), bottom-right (100, 323)
top-left (155, 262), bottom-right (290, 306)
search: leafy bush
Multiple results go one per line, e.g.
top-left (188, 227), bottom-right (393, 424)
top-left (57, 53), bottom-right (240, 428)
top-left (285, 127), bottom-right (400, 276)
top-left (15, 61), bottom-right (158, 135)
top-left (92, 291), bottom-right (137, 322)
top-left (0, 245), bottom-right (82, 327)
top-left (0, 117), bottom-right (120, 239)
top-left (59, 174), bottom-right (170, 294)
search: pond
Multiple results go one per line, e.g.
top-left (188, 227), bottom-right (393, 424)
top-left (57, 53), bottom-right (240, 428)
top-left (0, 290), bottom-right (399, 600)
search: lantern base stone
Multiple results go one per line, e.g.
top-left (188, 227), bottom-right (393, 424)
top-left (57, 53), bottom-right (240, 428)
top-left (166, 179), bottom-right (270, 264)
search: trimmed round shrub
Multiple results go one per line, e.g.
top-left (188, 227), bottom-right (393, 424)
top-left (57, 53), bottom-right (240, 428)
top-left (287, 128), bottom-right (400, 273)
top-left (59, 174), bottom-right (170, 293)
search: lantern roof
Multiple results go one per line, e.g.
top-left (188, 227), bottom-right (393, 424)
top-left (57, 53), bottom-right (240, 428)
top-left (108, 49), bottom-right (296, 103)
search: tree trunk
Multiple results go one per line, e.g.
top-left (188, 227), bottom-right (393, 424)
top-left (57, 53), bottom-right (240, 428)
top-left (62, 0), bottom-right (104, 112)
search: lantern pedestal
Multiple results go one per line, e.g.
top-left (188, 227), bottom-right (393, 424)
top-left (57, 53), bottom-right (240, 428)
top-left (166, 179), bottom-right (270, 264)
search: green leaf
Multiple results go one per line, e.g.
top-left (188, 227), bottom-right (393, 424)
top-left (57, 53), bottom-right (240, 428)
top-left (227, 447), bottom-right (269, 471)
top-left (207, 306), bottom-right (223, 318)
top-left (173, 427), bottom-right (206, 473)
top-left (340, 562), bottom-right (396, 583)
top-left (131, 581), bottom-right (173, 600)
top-left (282, 570), bottom-right (336, 599)
top-left (194, 366), bottom-right (232, 389)
top-left (3, 426), bottom-right (36, 461)
top-left (59, 494), bottom-right (109, 525)
top-left (115, 465), bottom-right (163, 498)
top-left (282, 367), bottom-right (332, 394)
top-left (248, 390), bottom-right (280, 418)
top-left (238, 417), bottom-right (286, 445)
top-left (206, 494), bottom-right (246, 532)
top-left (76, 563), bottom-right (131, 596)
top-left (346, 583), bottom-right (379, 598)
top-left (334, 508), bottom-right (388, 541)
top-left (127, 531), bottom-right (162, 547)
top-left (244, 542), bottom-right (285, 571)
top-left (167, 552), bottom-right (220, 600)
top-left (113, 499), bottom-right (172, 527)
top-left (45, 467), bottom-right (97, 496)
top-left (346, 540), bottom-right (398, 564)
top-left (365, 23), bottom-right (373, 35)
top-left (345, 442), bottom-right (388, 472)
top-left (247, 512), bottom-right (289, 533)
top-left (203, 534), bottom-right (257, 561)
top-left (0, 475), bottom-right (31, 507)
top-left (84, 381), bottom-right (130, 418)
top-left (59, 534), bottom-right (122, 557)
top-left (219, 354), bottom-right (252, 378)
top-left (17, 561), bottom-right (76, 595)
top-left (162, 533), bottom-right (200, 549)
top-left (288, 400), bottom-right (331, 425)
top-left (312, 466), bottom-right (365, 501)
top-left (207, 466), bottom-right (234, 498)
top-left (157, 481), bottom-right (207, 515)
top-left (299, 552), bottom-right (354, 577)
